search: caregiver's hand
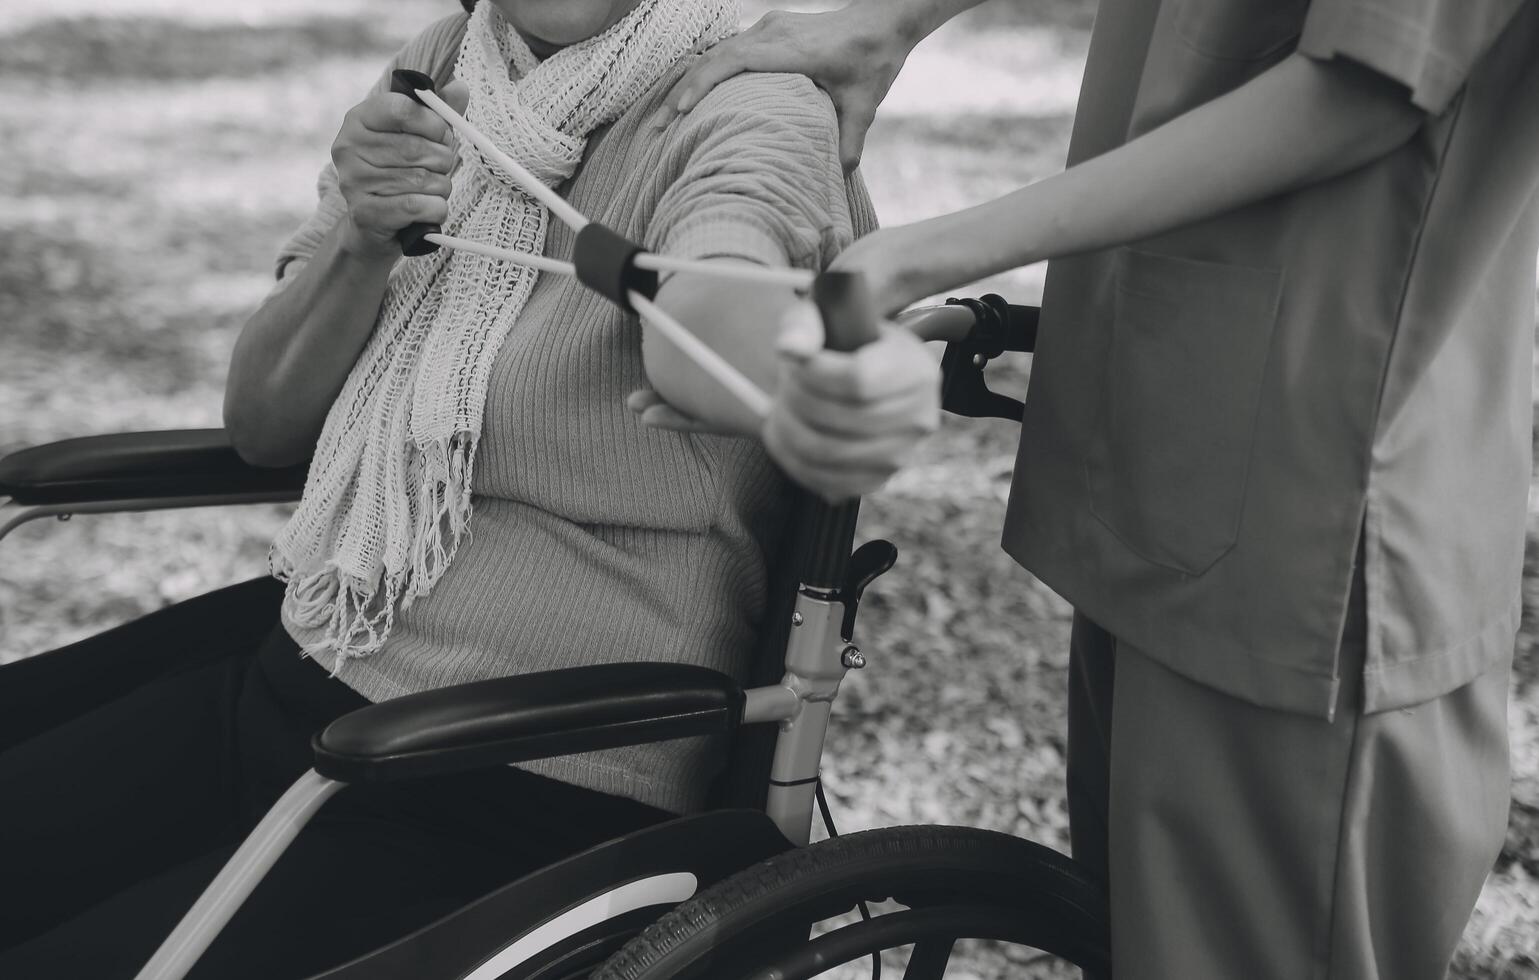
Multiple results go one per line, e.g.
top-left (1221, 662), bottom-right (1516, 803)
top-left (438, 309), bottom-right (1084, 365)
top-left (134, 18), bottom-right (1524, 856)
top-left (657, 4), bottom-right (913, 172)
top-left (332, 79), bottom-right (470, 258)
top-left (828, 223), bottom-right (937, 317)
top-left (763, 301), bottom-right (941, 502)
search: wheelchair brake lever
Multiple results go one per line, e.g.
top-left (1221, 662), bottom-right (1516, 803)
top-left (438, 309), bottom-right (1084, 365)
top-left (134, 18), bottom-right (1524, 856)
top-left (840, 538), bottom-right (898, 641)
top-left (939, 295), bottom-right (1027, 423)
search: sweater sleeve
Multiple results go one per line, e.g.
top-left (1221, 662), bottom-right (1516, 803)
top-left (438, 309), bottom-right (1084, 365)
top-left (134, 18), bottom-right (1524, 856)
top-left (645, 72), bottom-right (864, 272)
top-left (1297, 0), bottom-right (1531, 113)
top-left (272, 13), bottom-right (469, 282)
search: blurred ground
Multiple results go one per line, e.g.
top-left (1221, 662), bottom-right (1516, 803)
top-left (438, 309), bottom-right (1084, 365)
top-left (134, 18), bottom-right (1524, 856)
top-left (0, 1), bottom-right (1534, 977)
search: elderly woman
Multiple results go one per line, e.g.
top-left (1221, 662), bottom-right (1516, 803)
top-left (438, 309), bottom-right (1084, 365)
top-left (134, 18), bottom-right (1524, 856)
top-left (0, 1), bottom-right (939, 976)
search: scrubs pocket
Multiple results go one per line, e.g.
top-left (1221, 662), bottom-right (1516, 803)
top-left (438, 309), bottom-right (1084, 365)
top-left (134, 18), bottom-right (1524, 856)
top-left (1172, 0), bottom-right (1306, 61)
top-left (1086, 249), bottom-right (1283, 575)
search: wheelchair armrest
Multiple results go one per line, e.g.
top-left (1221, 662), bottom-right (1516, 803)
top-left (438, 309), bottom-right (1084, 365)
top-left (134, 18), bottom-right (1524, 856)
top-left (312, 663), bottom-right (745, 783)
top-left (0, 429), bottom-right (307, 506)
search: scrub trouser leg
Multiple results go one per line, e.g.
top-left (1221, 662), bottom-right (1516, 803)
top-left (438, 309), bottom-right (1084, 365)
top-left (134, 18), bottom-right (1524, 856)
top-left (1067, 614), bottom-right (1511, 980)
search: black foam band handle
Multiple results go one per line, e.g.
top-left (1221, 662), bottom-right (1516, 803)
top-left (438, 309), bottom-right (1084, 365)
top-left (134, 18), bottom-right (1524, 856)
top-left (798, 270), bottom-right (882, 591)
top-left (573, 223), bottom-right (659, 312)
top-left (811, 271), bottom-right (882, 353)
top-left (389, 69), bottom-right (442, 257)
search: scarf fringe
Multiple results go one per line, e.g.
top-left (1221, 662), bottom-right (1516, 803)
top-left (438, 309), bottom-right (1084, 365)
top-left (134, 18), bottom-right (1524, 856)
top-left (277, 560), bottom-right (399, 669)
top-left (274, 433), bottom-right (478, 663)
top-left (405, 433), bottom-right (477, 607)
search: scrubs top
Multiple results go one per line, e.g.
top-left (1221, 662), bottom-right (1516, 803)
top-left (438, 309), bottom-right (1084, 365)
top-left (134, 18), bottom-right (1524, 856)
top-left (1004, 0), bottom-right (1539, 717)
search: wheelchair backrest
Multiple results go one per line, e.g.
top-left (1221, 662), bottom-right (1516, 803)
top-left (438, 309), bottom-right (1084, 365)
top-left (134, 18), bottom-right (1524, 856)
top-left (704, 488), bottom-right (825, 810)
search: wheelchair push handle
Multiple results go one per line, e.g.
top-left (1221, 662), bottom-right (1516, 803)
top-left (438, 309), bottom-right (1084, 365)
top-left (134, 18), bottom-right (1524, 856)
top-left (796, 271), bottom-right (881, 593)
top-left (389, 69), bottom-right (444, 258)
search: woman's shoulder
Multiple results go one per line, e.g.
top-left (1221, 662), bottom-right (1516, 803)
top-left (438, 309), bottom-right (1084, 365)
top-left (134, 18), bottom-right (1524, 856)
top-left (685, 70), bottom-right (836, 132)
top-left (627, 66), bottom-right (839, 177)
top-left (389, 12), bottom-right (471, 87)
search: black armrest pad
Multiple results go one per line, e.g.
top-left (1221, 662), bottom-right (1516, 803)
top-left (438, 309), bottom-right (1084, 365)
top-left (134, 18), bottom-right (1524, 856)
top-left (313, 663), bottom-right (746, 783)
top-left (0, 430), bottom-right (307, 505)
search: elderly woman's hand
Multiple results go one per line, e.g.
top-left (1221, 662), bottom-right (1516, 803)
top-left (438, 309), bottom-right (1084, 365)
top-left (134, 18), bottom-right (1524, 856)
top-left (763, 301), bottom-right (941, 502)
top-left (628, 299), bottom-right (940, 501)
top-left (656, 4), bottom-right (914, 172)
top-left (331, 79), bottom-right (469, 258)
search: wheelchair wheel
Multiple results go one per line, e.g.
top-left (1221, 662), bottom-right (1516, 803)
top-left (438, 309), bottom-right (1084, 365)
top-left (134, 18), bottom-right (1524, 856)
top-left (592, 825), bottom-right (1109, 980)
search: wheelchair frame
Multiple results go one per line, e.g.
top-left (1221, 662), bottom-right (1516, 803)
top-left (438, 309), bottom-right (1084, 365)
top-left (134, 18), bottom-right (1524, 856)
top-left (0, 297), bottom-right (1106, 980)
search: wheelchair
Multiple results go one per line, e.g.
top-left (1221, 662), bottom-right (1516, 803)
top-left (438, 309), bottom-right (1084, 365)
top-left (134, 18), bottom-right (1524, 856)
top-left (0, 293), bottom-right (1109, 980)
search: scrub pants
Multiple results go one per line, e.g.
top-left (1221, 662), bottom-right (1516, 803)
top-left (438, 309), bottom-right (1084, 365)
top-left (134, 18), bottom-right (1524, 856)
top-left (1066, 569), bottom-right (1512, 980)
top-left (0, 619), bottom-right (669, 979)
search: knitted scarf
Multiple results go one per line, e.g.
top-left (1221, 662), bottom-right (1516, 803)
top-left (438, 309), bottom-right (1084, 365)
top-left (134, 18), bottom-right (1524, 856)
top-left (272, 0), bottom-right (737, 666)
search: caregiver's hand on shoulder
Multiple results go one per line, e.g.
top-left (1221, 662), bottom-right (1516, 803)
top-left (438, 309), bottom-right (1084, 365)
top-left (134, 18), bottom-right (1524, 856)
top-left (658, 4), bottom-right (913, 172)
top-left (764, 301), bottom-right (941, 502)
top-left (332, 78), bottom-right (470, 258)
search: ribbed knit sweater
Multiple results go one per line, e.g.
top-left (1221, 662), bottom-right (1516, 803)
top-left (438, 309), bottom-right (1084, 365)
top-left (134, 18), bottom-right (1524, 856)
top-left (273, 14), bottom-right (878, 814)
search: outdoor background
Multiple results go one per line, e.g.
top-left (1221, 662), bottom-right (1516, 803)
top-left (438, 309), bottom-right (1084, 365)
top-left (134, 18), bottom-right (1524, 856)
top-left (0, 0), bottom-right (1534, 976)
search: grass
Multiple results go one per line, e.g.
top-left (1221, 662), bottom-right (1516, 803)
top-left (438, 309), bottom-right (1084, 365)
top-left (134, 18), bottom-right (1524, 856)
top-left (0, 2), bottom-right (1534, 976)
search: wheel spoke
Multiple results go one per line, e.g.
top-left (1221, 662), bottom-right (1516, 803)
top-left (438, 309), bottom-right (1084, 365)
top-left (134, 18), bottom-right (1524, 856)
top-left (902, 939), bottom-right (954, 980)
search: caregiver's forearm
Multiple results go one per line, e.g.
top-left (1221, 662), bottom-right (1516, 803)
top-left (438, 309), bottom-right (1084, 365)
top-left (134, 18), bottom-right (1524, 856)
top-left (898, 53), bottom-right (1426, 294)
top-left (882, 0), bottom-right (991, 44)
top-left (647, 272), bottom-right (800, 436)
top-left (225, 223), bottom-right (396, 467)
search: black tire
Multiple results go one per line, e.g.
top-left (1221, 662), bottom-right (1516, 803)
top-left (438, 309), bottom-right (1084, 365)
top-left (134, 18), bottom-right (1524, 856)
top-left (592, 825), bottom-right (1109, 980)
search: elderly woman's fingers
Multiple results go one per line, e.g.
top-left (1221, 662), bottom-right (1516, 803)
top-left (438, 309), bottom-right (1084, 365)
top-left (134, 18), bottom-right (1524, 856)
top-left (383, 93), bottom-right (452, 144)
top-left (775, 364), bottom-right (937, 438)
top-left (349, 193), bottom-right (450, 235)
top-left (789, 348), bottom-right (918, 404)
top-left (626, 389), bottom-right (664, 414)
top-left (357, 93), bottom-right (454, 144)
top-left (353, 133), bottom-right (459, 174)
top-left (762, 408), bottom-right (901, 502)
top-left (786, 328), bottom-right (940, 405)
top-left (347, 166), bottom-right (454, 199)
top-left (767, 410), bottom-right (924, 469)
top-left (440, 78), bottom-right (471, 117)
top-left (333, 81), bottom-right (464, 252)
top-left (626, 390), bottom-right (734, 435)
top-left (775, 302), bottom-right (825, 363)
top-left (438, 78), bottom-right (470, 156)
top-left (761, 315), bottom-right (940, 499)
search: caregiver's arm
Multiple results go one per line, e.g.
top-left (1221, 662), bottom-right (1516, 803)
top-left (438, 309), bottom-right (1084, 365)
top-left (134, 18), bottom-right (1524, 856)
top-left (841, 52), bottom-right (1428, 311)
